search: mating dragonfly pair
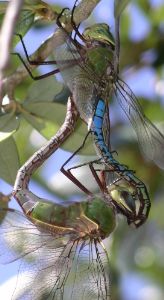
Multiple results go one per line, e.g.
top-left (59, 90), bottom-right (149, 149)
top-left (1, 1), bottom-right (164, 299)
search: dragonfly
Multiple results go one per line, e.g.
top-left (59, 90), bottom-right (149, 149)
top-left (0, 190), bottom-right (116, 300)
top-left (53, 1), bottom-right (164, 171)
top-left (14, 0), bottom-right (164, 172)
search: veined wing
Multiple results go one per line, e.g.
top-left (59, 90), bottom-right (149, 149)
top-left (114, 78), bottom-right (164, 169)
top-left (0, 209), bottom-right (111, 300)
top-left (54, 32), bottom-right (97, 123)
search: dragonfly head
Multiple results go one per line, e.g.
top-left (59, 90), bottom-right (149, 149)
top-left (107, 179), bottom-right (148, 227)
top-left (83, 23), bottom-right (115, 49)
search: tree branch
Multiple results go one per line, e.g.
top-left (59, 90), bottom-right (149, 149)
top-left (0, 0), bottom-right (24, 102)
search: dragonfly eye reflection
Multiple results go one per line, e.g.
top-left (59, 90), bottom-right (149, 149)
top-left (107, 179), bottom-right (145, 227)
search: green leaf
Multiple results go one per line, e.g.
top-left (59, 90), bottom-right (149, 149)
top-left (25, 77), bottom-right (64, 103)
top-left (0, 4), bottom-right (35, 39)
top-left (62, 118), bottom-right (95, 155)
top-left (22, 102), bottom-right (95, 154)
top-left (140, 98), bottom-right (164, 122)
top-left (114, 0), bottom-right (131, 18)
top-left (15, 10), bottom-right (35, 37)
top-left (0, 112), bottom-right (20, 142)
top-left (53, 86), bottom-right (71, 104)
top-left (150, 5), bottom-right (164, 26)
top-left (13, 0), bottom-right (55, 45)
top-left (21, 109), bottom-right (58, 139)
top-left (23, 102), bottom-right (65, 122)
top-left (0, 137), bottom-right (20, 185)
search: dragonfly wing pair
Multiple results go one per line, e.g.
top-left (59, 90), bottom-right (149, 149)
top-left (0, 196), bottom-right (114, 300)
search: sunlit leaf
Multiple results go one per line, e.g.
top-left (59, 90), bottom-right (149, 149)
top-left (143, 100), bottom-right (164, 122)
top-left (21, 109), bottom-right (58, 139)
top-left (0, 112), bottom-right (20, 142)
top-left (150, 5), bottom-right (164, 25)
top-left (15, 10), bottom-right (35, 37)
top-left (0, 137), bottom-right (20, 185)
top-left (53, 85), bottom-right (71, 104)
top-left (25, 77), bottom-right (63, 103)
top-left (22, 101), bottom-right (95, 154)
top-left (13, 0), bottom-right (55, 45)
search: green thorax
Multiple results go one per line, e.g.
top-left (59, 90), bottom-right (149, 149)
top-left (30, 197), bottom-right (116, 238)
top-left (83, 197), bottom-right (116, 237)
top-left (83, 23), bottom-right (115, 77)
top-left (86, 47), bottom-right (113, 77)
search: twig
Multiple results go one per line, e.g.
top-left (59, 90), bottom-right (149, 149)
top-left (0, 0), bottom-right (24, 102)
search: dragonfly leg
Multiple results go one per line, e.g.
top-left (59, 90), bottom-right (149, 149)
top-left (60, 131), bottom-right (93, 195)
top-left (12, 52), bottom-right (60, 80)
top-left (66, 158), bottom-right (102, 172)
top-left (61, 131), bottom-right (91, 171)
top-left (89, 163), bottom-right (107, 193)
top-left (56, 7), bottom-right (70, 28)
top-left (13, 97), bottom-right (79, 211)
top-left (71, 0), bottom-right (87, 43)
top-left (111, 150), bottom-right (118, 156)
top-left (14, 33), bottom-right (58, 66)
top-left (61, 158), bottom-right (106, 195)
top-left (61, 167), bottom-right (92, 195)
top-left (12, 33), bottom-right (61, 80)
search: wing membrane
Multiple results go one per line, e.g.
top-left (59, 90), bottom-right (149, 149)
top-left (0, 209), bottom-right (111, 300)
top-left (114, 78), bottom-right (164, 169)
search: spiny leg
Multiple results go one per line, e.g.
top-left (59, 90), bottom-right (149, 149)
top-left (60, 133), bottom-right (114, 195)
top-left (12, 51), bottom-right (60, 80)
top-left (13, 97), bottom-right (79, 212)
top-left (14, 33), bottom-right (59, 66)
top-left (12, 33), bottom-right (61, 80)
top-left (60, 131), bottom-right (93, 195)
top-left (13, 7), bottom-right (78, 81)
top-left (71, 0), bottom-right (86, 42)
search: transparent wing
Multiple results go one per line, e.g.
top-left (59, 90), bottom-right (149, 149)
top-left (114, 78), bottom-right (164, 169)
top-left (0, 209), bottom-right (111, 300)
top-left (68, 240), bottom-right (111, 300)
top-left (55, 32), bottom-right (96, 123)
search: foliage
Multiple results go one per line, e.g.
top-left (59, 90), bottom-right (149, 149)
top-left (0, 0), bottom-right (164, 299)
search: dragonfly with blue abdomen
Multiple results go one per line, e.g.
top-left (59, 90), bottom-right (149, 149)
top-left (54, 1), bottom-right (164, 171)
top-left (0, 191), bottom-right (116, 300)
top-left (13, 1), bottom-right (164, 172)
top-left (51, 2), bottom-right (151, 227)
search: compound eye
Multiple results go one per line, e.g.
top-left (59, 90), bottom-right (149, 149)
top-left (120, 191), bottom-right (135, 212)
